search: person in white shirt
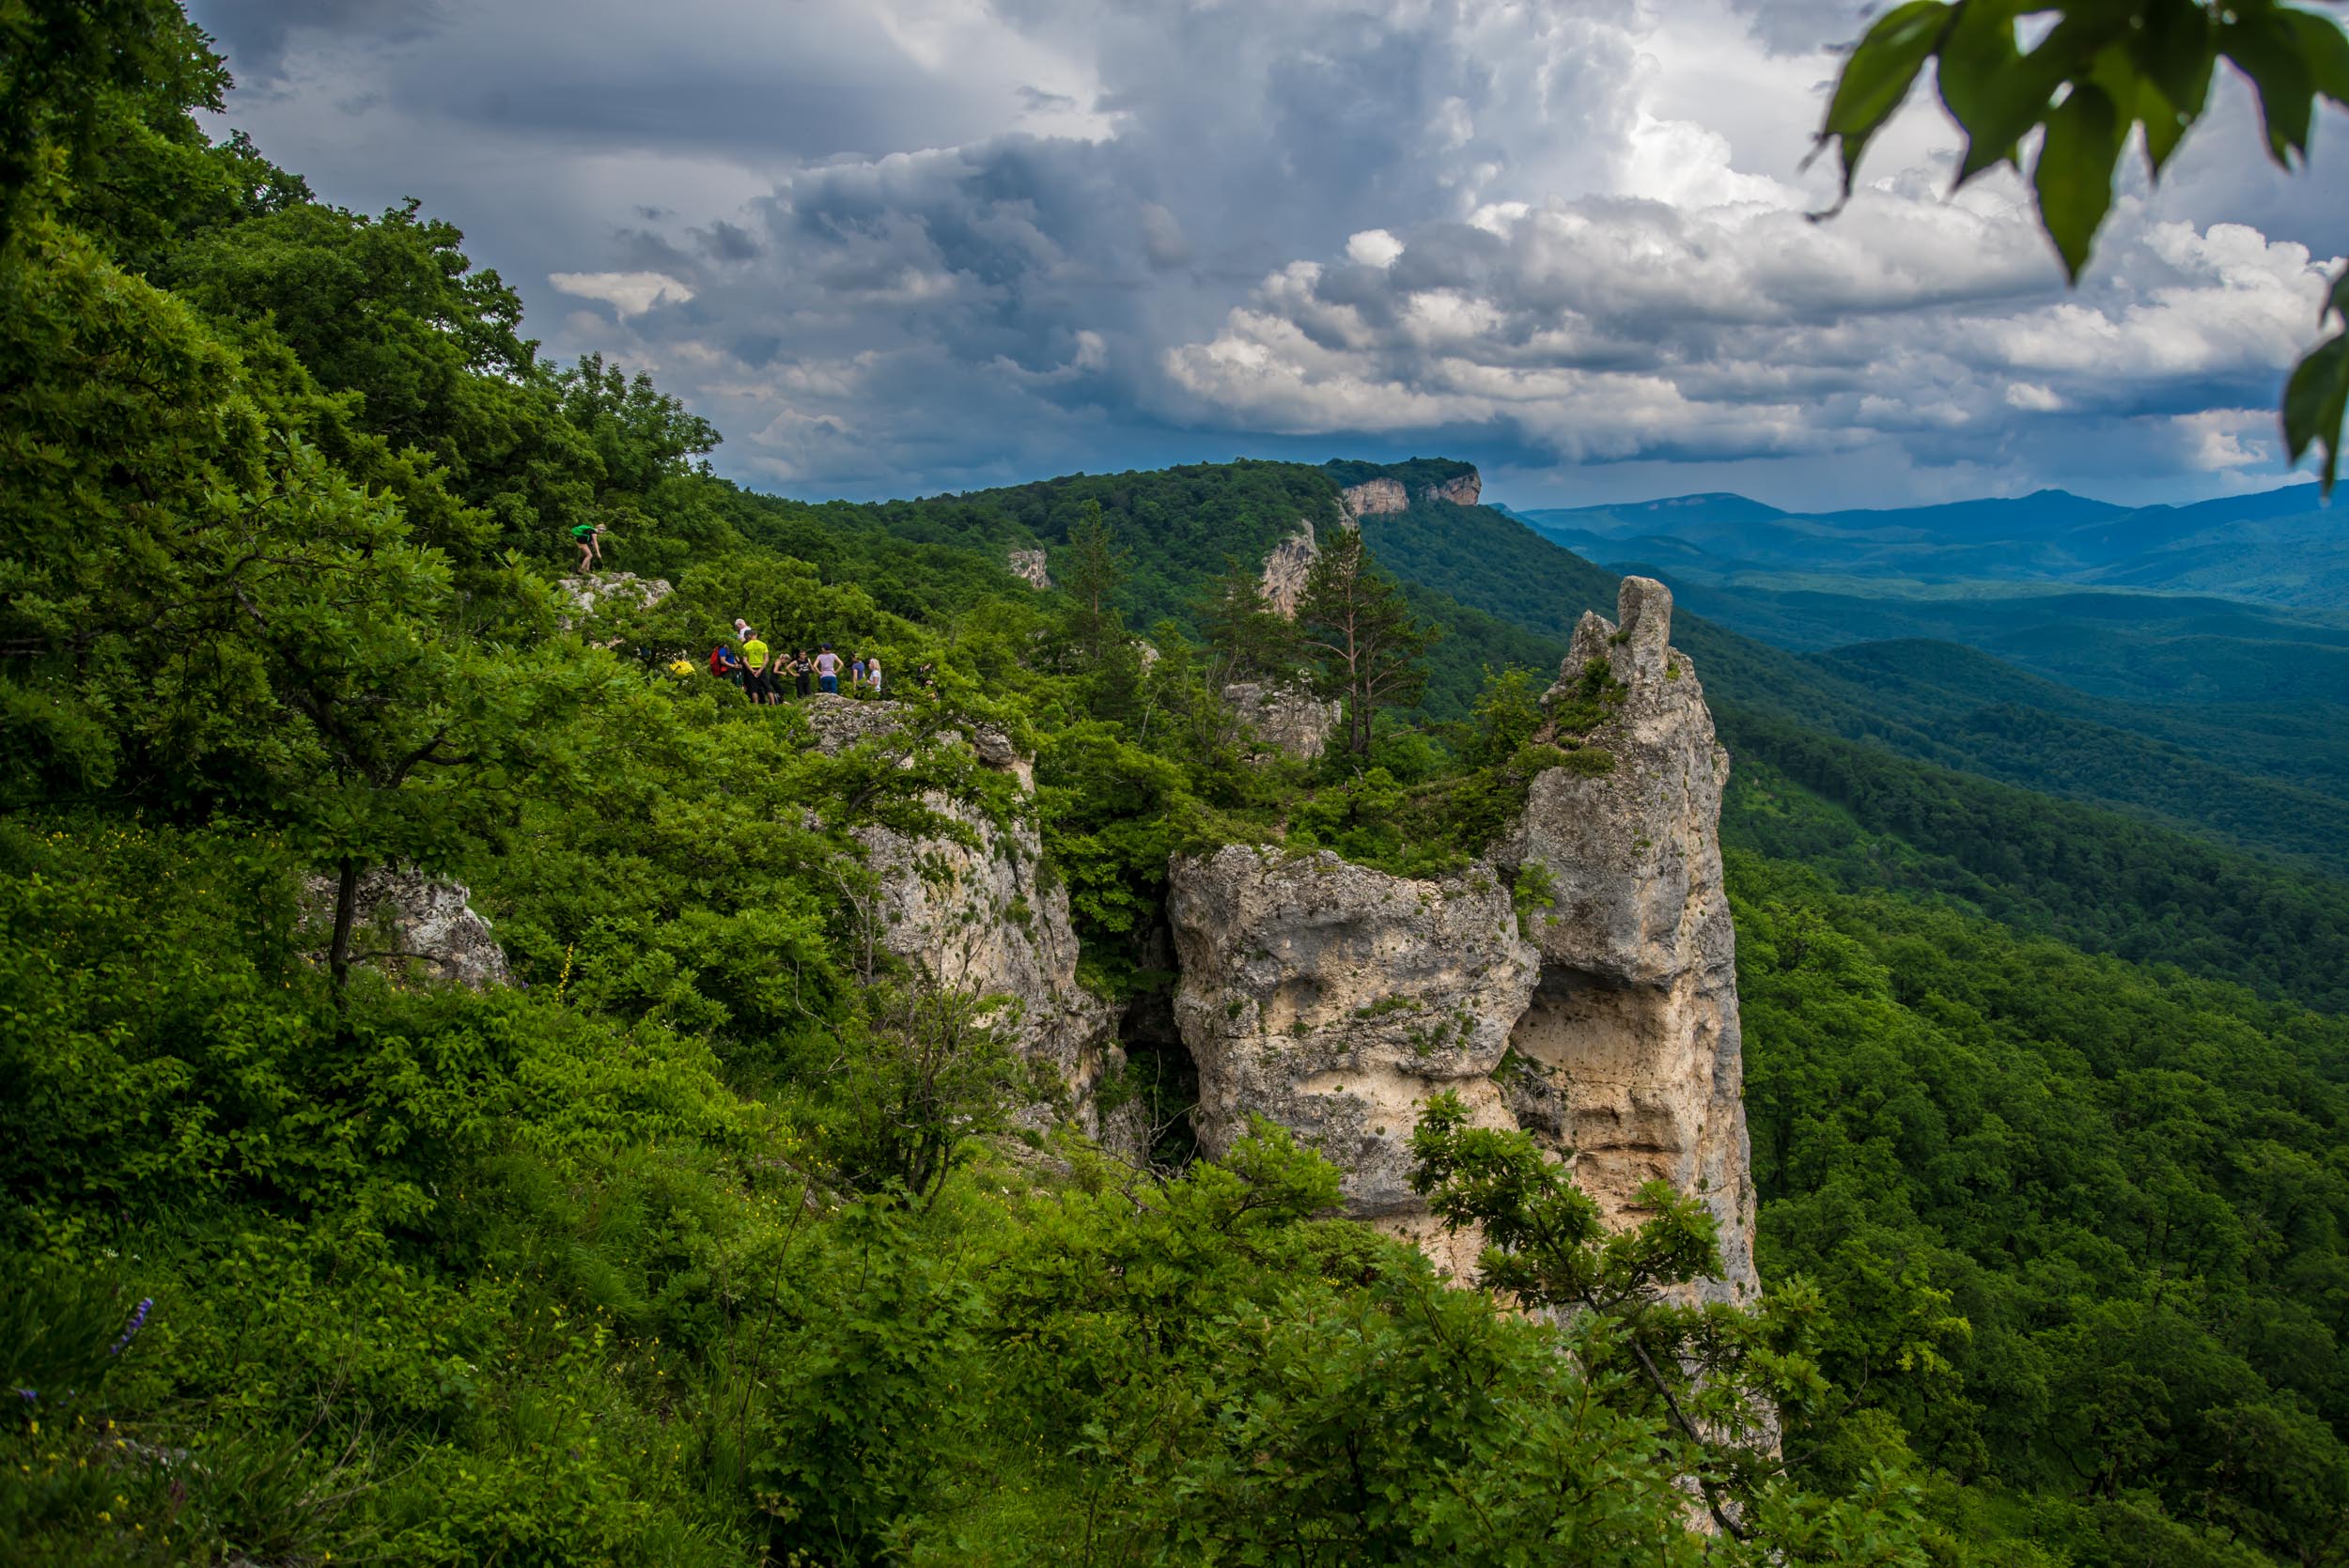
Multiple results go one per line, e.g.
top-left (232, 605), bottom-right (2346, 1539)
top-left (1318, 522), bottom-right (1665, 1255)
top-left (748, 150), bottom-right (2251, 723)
top-left (865, 654), bottom-right (883, 694)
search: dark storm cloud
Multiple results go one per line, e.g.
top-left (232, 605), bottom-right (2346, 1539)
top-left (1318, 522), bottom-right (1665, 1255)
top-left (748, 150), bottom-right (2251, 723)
top-left (195, 0), bottom-right (445, 85)
top-left (185, 0), bottom-right (2344, 505)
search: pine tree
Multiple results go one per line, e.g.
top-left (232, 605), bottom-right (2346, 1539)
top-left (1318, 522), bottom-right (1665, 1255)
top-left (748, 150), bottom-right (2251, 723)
top-left (1062, 500), bottom-right (1128, 662)
top-left (1294, 528), bottom-right (1433, 757)
top-left (1198, 557), bottom-right (1298, 687)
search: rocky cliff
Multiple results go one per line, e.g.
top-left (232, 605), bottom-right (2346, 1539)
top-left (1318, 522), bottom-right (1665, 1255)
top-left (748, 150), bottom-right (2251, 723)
top-left (303, 866), bottom-right (510, 987)
top-left (556, 571), bottom-right (672, 622)
top-left (1260, 520), bottom-right (1319, 617)
top-left (803, 696), bottom-right (1115, 1108)
top-left (1426, 471), bottom-right (1481, 506)
top-left (1161, 578), bottom-right (1758, 1304)
top-left (1337, 468), bottom-right (1481, 522)
top-left (1338, 477), bottom-right (1409, 522)
top-left (1221, 680), bottom-right (1341, 761)
top-left (1167, 846), bottom-right (1537, 1267)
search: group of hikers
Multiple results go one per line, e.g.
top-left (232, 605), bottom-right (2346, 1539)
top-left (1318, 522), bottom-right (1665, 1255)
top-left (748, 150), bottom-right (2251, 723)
top-left (707, 619), bottom-right (890, 705)
top-left (569, 533), bottom-right (917, 706)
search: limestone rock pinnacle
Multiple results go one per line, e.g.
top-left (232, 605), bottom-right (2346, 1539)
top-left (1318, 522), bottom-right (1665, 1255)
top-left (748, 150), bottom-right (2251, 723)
top-left (1498, 577), bottom-right (1758, 1305)
top-left (1159, 574), bottom-right (1758, 1309)
top-left (1008, 548), bottom-right (1052, 590)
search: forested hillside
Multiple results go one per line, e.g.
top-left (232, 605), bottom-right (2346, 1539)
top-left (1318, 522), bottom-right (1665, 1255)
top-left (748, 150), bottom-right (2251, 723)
top-left (4, 8), bottom-right (2346, 1567)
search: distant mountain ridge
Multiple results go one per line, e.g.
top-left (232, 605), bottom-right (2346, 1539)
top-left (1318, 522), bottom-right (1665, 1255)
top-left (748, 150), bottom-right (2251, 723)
top-left (1515, 479), bottom-right (2341, 607)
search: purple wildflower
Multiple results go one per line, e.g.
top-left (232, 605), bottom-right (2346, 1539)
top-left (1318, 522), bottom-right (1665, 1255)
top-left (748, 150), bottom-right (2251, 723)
top-left (110, 1297), bottom-right (152, 1356)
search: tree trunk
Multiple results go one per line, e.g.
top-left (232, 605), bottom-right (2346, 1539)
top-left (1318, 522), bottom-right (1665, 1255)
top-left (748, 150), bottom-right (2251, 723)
top-left (328, 854), bottom-right (363, 997)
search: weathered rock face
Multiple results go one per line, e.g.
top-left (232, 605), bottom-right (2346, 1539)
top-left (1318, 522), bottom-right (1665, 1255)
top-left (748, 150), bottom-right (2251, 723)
top-left (1337, 469), bottom-right (1480, 521)
top-left (1167, 847), bottom-right (1539, 1235)
top-left (1495, 577), bottom-right (1757, 1306)
top-left (1338, 477), bottom-right (1408, 522)
top-left (1160, 576), bottom-right (1757, 1308)
top-left (1260, 520), bottom-right (1319, 618)
top-left (1008, 548), bottom-right (1052, 590)
top-left (556, 571), bottom-right (671, 622)
top-left (1426, 471), bottom-right (1482, 507)
top-left (305, 866), bottom-right (510, 987)
top-left (1222, 680), bottom-right (1342, 761)
top-left (802, 696), bottom-right (1113, 1100)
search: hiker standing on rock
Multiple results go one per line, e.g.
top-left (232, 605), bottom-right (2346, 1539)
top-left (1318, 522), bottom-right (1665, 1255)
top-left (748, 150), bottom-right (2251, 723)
top-left (572, 520), bottom-right (607, 573)
top-left (814, 644), bottom-right (841, 694)
top-left (866, 654), bottom-right (883, 695)
top-left (793, 649), bottom-right (813, 698)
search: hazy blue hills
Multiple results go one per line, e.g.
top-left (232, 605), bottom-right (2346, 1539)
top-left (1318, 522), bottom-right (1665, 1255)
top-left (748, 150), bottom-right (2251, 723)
top-left (1356, 490), bottom-right (2349, 883)
top-left (1640, 576), bottom-right (2349, 703)
top-left (1517, 478), bottom-right (2343, 607)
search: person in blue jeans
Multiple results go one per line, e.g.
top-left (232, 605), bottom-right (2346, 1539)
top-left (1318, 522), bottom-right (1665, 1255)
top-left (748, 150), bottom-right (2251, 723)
top-left (814, 644), bottom-right (842, 693)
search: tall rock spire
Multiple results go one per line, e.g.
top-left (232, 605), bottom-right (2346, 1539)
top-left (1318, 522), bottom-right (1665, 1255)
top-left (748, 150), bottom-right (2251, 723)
top-left (1496, 576), bottom-right (1757, 1305)
top-left (1163, 574), bottom-right (1758, 1307)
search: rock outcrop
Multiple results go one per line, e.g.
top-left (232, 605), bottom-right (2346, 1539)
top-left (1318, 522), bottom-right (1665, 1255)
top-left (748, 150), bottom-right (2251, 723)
top-left (1338, 477), bottom-right (1408, 522)
top-left (1337, 468), bottom-right (1481, 522)
top-left (1260, 520), bottom-right (1318, 618)
top-left (802, 696), bottom-right (1113, 1102)
top-left (1222, 680), bottom-right (1342, 761)
top-left (1426, 471), bottom-right (1481, 507)
top-left (1008, 548), bottom-right (1052, 590)
top-left (1159, 576), bottom-right (1758, 1308)
top-left (1168, 847), bottom-right (1539, 1251)
top-left (1495, 578), bottom-right (1757, 1306)
top-left (556, 571), bottom-right (671, 622)
top-left (305, 866), bottom-right (510, 987)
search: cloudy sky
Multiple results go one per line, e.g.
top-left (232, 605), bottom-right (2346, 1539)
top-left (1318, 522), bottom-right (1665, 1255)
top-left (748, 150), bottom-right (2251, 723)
top-left (185, 0), bottom-right (2345, 510)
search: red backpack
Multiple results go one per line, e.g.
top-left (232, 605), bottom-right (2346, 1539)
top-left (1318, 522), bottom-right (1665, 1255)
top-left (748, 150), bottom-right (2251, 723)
top-left (708, 646), bottom-right (733, 675)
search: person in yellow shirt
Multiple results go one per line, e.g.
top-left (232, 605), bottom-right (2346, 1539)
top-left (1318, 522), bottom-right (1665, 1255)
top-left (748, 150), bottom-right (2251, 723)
top-left (740, 631), bottom-right (773, 706)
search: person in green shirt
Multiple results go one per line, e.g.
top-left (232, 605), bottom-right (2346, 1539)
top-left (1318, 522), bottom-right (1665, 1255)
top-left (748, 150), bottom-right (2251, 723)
top-left (740, 632), bottom-right (772, 705)
top-left (570, 520), bottom-right (606, 572)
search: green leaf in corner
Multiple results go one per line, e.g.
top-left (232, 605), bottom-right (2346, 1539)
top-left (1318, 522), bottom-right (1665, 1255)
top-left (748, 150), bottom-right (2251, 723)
top-left (2283, 332), bottom-right (2348, 496)
top-left (2289, 7), bottom-right (2349, 110)
top-left (2138, 0), bottom-right (2217, 115)
top-left (1821, 2), bottom-right (1952, 194)
top-left (2033, 83), bottom-right (2124, 281)
top-left (1943, 9), bottom-right (2115, 188)
top-left (1937, 5), bottom-right (2034, 182)
top-left (2221, 11), bottom-right (2318, 166)
top-left (2132, 0), bottom-right (2216, 177)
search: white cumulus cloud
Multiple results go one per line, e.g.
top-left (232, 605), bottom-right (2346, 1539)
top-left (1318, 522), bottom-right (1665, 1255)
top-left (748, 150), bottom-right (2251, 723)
top-left (549, 271), bottom-right (696, 317)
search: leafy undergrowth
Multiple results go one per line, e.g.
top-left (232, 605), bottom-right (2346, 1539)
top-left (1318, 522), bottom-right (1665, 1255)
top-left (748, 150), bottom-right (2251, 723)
top-left (1, 820), bottom-right (1938, 1566)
